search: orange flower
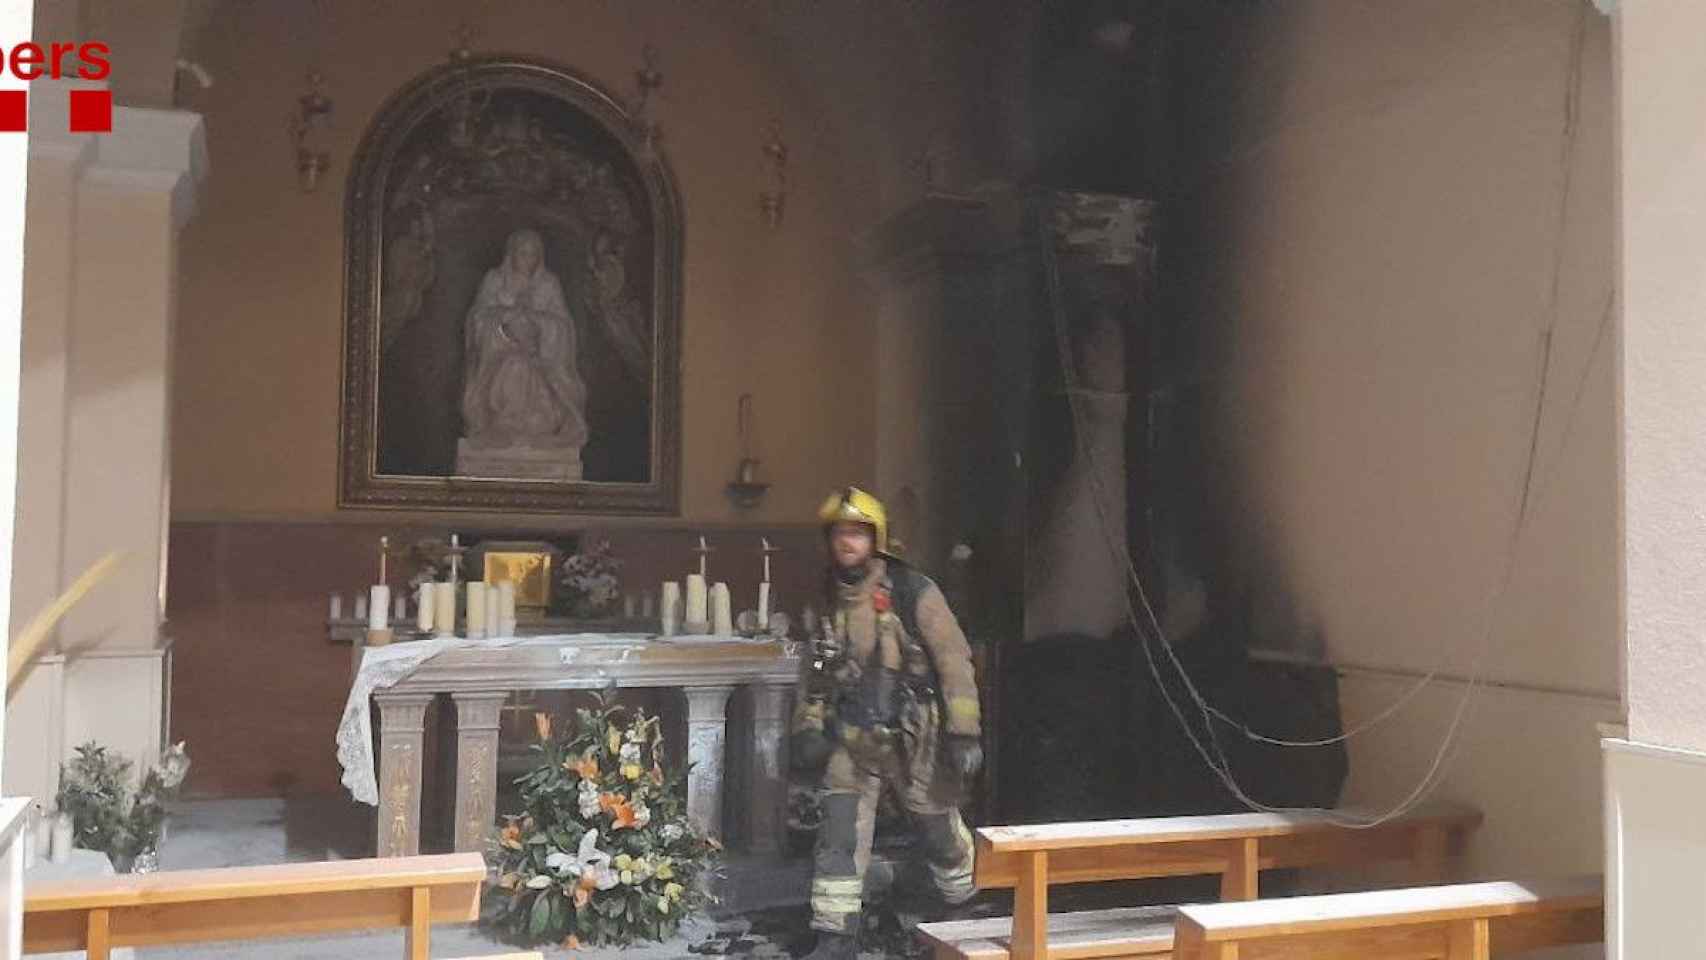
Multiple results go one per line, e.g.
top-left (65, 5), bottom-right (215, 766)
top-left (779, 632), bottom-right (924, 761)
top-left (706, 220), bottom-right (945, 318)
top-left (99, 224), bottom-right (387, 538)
top-left (499, 822), bottom-right (523, 849)
top-left (578, 872), bottom-right (599, 892)
top-left (534, 711), bottom-right (554, 741)
top-left (574, 885), bottom-right (591, 908)
top-left (563, 933), bottom-right (582, 950)
top-left (607, 795), bottom-right (639, 830)
top-left (573, 754), bottom-right (601, 782)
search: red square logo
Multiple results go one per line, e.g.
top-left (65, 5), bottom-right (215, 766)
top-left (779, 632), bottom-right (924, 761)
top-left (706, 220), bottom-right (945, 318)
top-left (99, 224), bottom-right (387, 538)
top-left (0, 91), bottom-right (24, 133)
top-left (69, 89), bottom-right (111, 133)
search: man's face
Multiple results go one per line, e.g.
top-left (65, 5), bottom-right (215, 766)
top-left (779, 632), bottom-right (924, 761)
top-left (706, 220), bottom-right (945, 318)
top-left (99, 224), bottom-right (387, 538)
top-left (829, 521), bottom-right (875, 570)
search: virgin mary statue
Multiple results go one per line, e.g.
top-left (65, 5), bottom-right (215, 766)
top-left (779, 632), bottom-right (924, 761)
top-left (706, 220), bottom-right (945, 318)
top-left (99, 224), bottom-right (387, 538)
top-left (456, 229), bottom-right (589, 480)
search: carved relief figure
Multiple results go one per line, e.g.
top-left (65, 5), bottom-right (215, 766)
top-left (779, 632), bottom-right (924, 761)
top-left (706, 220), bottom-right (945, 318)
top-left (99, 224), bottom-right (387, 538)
top-left (456, 229), bottom-right (590, 479)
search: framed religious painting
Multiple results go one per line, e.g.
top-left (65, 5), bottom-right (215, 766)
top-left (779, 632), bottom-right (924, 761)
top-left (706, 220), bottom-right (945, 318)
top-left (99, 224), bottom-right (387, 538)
top-left (339, 56), bottom-right (681, 514)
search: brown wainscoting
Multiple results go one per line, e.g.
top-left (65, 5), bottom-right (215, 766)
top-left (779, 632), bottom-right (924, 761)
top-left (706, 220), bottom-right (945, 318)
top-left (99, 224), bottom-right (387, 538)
top-left (166, 520), bottom-right (824, 799)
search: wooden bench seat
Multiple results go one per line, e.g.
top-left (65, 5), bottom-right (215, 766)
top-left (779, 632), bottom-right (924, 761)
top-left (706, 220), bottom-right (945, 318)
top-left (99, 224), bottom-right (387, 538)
top-left (920, 905), bottom-right (1177, 960)
top-left (23, 852), bottom-right (486, 960)
top-left (1173, 875), bottom-right (1604, 959)
top-left (919, 805), bottom-right (1481, 960)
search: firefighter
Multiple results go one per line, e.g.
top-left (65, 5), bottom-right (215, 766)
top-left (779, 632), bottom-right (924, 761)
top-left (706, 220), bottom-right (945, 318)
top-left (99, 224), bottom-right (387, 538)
top-left (794, 487), bottom-right (984, 960)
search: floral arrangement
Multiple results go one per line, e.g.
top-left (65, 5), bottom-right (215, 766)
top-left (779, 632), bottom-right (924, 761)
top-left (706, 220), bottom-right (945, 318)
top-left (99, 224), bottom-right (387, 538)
top-left (488, 696), bottom-right (717, 948)
top-left (558, 539), bottom-right (622, 618)
top-left (56, 741), bottom-right (191, 872)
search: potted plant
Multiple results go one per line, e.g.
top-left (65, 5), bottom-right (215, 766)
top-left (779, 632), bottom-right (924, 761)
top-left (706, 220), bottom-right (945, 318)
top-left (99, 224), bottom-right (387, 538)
top-left (557, 539), bottom-right (622, 620)
top-left (56, 741), bottom-right (191, 873)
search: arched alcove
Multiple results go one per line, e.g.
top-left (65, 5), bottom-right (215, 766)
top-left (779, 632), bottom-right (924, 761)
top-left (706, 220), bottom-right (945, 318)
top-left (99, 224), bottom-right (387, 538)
top-left (339, 56), bottom-right (682, 515)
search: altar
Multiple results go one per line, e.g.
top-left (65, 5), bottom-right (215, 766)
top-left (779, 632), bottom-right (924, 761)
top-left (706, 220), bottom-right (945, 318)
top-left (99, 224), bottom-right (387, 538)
top-left (338, 634), bottom-right (799, 860)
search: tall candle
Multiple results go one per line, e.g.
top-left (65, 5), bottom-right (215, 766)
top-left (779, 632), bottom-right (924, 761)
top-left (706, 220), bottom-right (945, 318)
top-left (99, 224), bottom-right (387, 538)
top-left (711, 582), bottom-right (733, 636)
top-left (51, 812), bottom-right (73, 864)
top-left (483, 582), bottom-right (501, 637)
top-left (466, 583), bottom-right (488, 639)
top-left (757, 581), bottom-right (771, 630)
top-left (354, 594), bottom-right (368, 622)
top-left (368, 585), bottom-right (390, 631)
top-left (434, 581), bottom-right (457, 637)
top-left (685, 574), bottom-right (708, 625)
top-left (416, 583), bottom-right (435, 633)
top-left (329, 593), bottom-right (342, 620)
top-left (497, 581), bottom-right (517, 622)
top-left (660, 581), bottom-right (681, 636)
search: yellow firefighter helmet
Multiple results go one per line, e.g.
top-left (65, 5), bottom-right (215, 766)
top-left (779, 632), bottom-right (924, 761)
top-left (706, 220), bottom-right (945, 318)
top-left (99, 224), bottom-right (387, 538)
top-left (817, 486), bottom-right (889, 553)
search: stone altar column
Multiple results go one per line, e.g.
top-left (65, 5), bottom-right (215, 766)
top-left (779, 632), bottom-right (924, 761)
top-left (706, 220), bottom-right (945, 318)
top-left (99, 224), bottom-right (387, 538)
top-left (375, 692), bottom-right (434, 857)
top-left (748, 682), bottom-right (792, 857)
top-left (451, 691), bottom-right (507, 854)
top-left (683, 685), bottom-right (735, 841)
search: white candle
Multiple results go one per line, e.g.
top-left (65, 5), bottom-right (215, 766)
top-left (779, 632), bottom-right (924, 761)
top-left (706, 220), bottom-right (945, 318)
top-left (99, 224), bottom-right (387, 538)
top-left (354, 593), bottom-right (368, 622)
top-left (32, 807), bottom-right (50, 867)
top-left (368, 585), bottom-right (390, 631)
top-left (466, 583), bottom-right (488, 639)
top-left (329, 593), bottom-right (342, 620)
top-left (51, 812), bottom-right (73, 863)
top-left (711, 582), bottom-right (733, 636)
top-left (757, 581), bottom-right (771, 630)
top-left (660, 581), bottom-right (681, 636)
top-left (393, 595), bottom-right (407, 622)
top-left (685, 574), bottom-right (708, 625)
top-left (416, 583), bottom-right (435, 633)
top-left (434, 581), bottom-right (457, 637)
top-left (497, 581), bottom-right (517, 622)
top-left (483, 582), bottom-right (501, 637)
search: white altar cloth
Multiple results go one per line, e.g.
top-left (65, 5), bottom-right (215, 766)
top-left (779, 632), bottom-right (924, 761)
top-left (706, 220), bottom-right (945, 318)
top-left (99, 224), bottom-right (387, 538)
top-left (336, 633), bottom-right (775, 806)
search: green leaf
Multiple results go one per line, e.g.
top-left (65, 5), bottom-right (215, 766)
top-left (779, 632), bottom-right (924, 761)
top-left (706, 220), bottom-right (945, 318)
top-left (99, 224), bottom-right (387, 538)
top-left (528, 892), bottom-right (551, 937)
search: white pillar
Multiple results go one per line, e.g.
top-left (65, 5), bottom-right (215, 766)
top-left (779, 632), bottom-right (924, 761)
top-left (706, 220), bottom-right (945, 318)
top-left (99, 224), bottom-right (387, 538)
top-left (0, 1), bottom-right (37, 954)
top-left (2, 82), bottom-right (98, 803)
top-left (50, 102), bottom-right (203, 781)
top-left (1608, 2), bottom-right (1706, 955)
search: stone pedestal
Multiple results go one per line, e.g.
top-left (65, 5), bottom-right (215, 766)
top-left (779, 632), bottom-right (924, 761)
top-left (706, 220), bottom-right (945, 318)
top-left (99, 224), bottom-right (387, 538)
top-left (375, 693), bottom-right (434, 858)
top-left (748, 683), bottom-right (792, 857)
top-left (454, 439), bottom-right (583, 481)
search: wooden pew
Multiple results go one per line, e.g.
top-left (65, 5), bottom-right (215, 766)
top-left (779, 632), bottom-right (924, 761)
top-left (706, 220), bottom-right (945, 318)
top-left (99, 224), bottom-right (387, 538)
top-left (1172, 875), bottom-right (1603, 959)
top-left (918, 805), bottom-right (1480, 960)
top-left (23, 852), bottom-right (486, 960)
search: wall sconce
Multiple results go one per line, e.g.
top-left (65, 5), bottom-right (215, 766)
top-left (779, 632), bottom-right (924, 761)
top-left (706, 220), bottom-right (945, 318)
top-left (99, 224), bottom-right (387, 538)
top-left (726, 393), bottom-right (769, 510)
top-left (759, 119), bottom-right (787, 228)
top-left (631, 44), bottom-right (664, 162)
top-left (288, 70), bottom-right (333, 192)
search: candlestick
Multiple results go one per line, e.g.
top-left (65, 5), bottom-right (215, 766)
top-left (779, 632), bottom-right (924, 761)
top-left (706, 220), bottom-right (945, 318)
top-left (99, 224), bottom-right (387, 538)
top-left (368, 584), bottom-right (390, 631)
top-left (354, 593), bottom-right (368, 622)
top-left (761, 536), bottom-right (776, 582)
top-left (329, 593), bottom-right (342, 621)
top-left (379, 535), bottom-right (389, 584)
top-left (711, 582), bottom-right (734, 636)
top-left (466, 582), bottom-right (488, 639)
top-left (692, 535), bottom-right (712, 579)
top-left (660, 581), bottom-right (681, 637)
top-left (434, 581), bottom-right (457, 638)
top-left (416, 583), bottom-right (435, 633)
top-left (685, 573), bottom-right (708, 627)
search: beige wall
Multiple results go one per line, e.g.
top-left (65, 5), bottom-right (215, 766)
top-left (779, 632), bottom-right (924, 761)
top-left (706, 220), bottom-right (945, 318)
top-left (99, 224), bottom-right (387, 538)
top-left (1191, 0), bottom-right (1616, 891)
top-left (168, 0), bottom-right (987, 526)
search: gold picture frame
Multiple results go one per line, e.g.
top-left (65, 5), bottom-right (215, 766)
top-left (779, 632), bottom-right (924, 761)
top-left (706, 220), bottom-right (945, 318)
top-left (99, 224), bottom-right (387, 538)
top-left (483, 551), bottom-right (554, 610)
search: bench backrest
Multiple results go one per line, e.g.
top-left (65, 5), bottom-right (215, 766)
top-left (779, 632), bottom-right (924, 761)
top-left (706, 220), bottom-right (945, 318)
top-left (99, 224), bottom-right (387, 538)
top-left (1172, 875), bottom-right (1603, 960)
top-left (975, 805), bottom-right (1481, 896)
top-left (24, 852), bottom-right (486, 960)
